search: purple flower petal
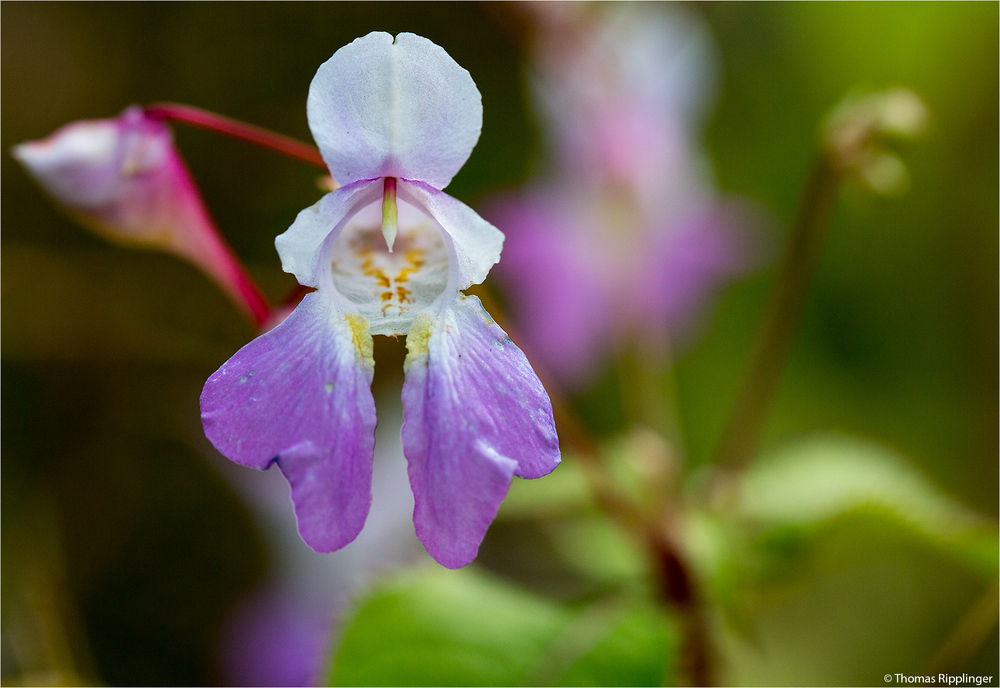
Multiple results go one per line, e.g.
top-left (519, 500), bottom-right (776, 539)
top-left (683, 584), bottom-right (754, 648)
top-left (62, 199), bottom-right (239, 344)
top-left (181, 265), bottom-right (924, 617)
top-left (219, 585), bottom-right (333, 687)
top-left (201, 291), bottom-right (377, 553)
top-left (644, 201), bottom-right (765, 342)
top-left (401, 296), bottom-right (560, 568)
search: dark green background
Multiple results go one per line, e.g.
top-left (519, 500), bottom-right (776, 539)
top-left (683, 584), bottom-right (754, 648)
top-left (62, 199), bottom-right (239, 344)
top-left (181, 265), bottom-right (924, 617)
top-left (2, 3), bottom-right (996, 685)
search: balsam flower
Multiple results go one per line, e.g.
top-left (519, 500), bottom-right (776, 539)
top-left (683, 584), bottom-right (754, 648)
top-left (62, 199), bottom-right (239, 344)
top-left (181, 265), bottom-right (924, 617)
top-left (200, 32), bottom-right (560, 569)
top-left (489, 4), bottom-right (762, 386)
top-left (12, 107), bottom-right (269, 325)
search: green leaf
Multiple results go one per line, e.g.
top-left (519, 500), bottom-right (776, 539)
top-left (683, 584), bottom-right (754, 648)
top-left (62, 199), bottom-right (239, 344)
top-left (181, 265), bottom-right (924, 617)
top-left (497, 454), bottom-right (593, 520)
top-left (547, 602), bottom-right (676, 687)
top-left (329, 567), bottom-right (568, 686)
top-left (328, 567), bottom-right (674, 687)
top-left (682, 436), bottom-right (998, 643)
top-left (737, 435), bottom-right (998, 574)
top-left (544, 516), bottom-right (650, 587)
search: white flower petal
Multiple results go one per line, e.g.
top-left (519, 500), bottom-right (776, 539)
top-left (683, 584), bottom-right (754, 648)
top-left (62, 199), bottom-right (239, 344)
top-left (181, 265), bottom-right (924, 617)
top-left (307, 32), bottom-right (482, 189)
top-left (398, 180), bottom-right (503, 291)
top-left (275, 178), bottom-right (382, 288)
top-left (328, 197), bottom-right (451, 336)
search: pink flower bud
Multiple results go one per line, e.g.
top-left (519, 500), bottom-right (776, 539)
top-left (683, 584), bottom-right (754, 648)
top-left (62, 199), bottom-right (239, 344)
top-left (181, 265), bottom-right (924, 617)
top-left (13, 106), bottom-right (269, 325)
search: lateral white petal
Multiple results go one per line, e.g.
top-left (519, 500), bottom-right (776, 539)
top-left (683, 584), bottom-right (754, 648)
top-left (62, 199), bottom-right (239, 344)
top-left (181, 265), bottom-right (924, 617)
top-left (275, 178), bottom-right (382, 288)
top-left (398, 180), bottom-right (503, 291)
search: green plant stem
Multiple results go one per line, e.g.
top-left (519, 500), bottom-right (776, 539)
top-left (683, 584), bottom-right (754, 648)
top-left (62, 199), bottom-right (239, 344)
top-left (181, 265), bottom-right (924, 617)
top-left (713, 156), bottom-right (844, 472)
top-left (616, 341), bottom-right (682, 448)
top-left (926, 578), bottom-right (1000, 675)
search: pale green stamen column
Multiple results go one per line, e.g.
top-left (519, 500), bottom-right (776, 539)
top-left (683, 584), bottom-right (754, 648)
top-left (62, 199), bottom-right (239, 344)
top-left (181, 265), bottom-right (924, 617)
top-left (381, 176), bottom-right (398, 252)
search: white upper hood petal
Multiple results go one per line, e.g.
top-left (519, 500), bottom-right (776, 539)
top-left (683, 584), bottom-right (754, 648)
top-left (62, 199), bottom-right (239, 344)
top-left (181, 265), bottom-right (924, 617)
top-left (308, 32), bottom-right (482, 189)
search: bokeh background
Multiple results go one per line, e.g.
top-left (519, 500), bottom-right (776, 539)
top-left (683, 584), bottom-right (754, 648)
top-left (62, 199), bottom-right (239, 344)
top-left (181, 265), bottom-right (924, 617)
top-left (2, 2), bottom-right (996, 686)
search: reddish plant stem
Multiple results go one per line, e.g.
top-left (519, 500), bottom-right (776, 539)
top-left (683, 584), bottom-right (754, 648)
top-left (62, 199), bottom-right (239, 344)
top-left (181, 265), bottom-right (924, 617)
top-left (144, 103), bottom-right (328, 169)
top-left (472, 286), bottom-right (713, 685)
top-left (649, 529), bottom-right (714, 687)
top-left (216, 247), bottom-right (272, 328)
top-left (141, 103), bottom-right (332, 327)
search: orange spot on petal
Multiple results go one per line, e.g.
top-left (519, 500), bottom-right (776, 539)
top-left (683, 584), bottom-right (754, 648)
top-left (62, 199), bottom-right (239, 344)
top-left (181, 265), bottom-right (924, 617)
top-left (405, 249), bottom-right (425, 267)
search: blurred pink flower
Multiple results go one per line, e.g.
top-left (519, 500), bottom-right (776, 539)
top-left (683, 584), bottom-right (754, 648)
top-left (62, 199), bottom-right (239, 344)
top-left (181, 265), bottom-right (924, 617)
top-left (13, 106), bottom-right (270, 325)
top-left (220, 588), bottom-right (332, 687)
top-left (489, 4), bottom-right (765, 387)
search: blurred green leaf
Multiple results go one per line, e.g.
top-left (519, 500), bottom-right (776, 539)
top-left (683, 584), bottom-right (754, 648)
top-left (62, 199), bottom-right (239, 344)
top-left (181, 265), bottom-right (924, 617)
top-left (738, 435), bottom-right (998, 574)
top-left (543, 602), bottom-right (676, 688)
top-left (497, 453), bottom-right (593, 520)
top-left (683, 436), bottom-right (998, 655)
top-left (544, 516), bottom-right (650, 589)
top-left (329, 567), bottom-right (569, 686)
top-left (328, 567), bottom-right (673, 687)
top-left (713, 512), bottom-right (998, 686)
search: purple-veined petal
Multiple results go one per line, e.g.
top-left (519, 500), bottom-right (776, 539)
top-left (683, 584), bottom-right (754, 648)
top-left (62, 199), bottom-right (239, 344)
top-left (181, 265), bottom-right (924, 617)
top-left (12, 106), bottom-right (269, 323)
top-left (201, 291), bottom-right (377, 553)
top-left (275, 178), bottom-right (382, 289)
top-left (401, 295), bottom-right (560, 568)
top-left (308, 32), bottom-right (482, 189)
top-left (399, 180), bottom-right (504, 291)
